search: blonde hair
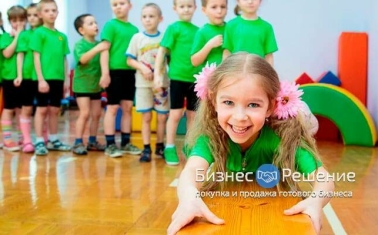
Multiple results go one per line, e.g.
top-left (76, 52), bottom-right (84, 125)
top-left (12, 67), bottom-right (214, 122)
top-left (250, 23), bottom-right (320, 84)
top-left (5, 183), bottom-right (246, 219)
top-left (202, 0), bottom-right (228, 7)
top-left (37, 0), bottom-right (57, 11)
top-left (186, 52), bottom-right (321, 192)
top-left (143, 3), bottom-right (162, 16)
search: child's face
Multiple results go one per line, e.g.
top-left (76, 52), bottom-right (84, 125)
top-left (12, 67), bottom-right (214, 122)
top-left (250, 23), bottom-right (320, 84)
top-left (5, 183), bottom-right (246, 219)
top-left (39, 2), bottom-right (58, 25)
top-left (237, 0), bottom-right (261, 15)
top-left (215, 74), bottom-right (273, 150)
top-left (27, 7), bottom-right (41, 28)
top-left (110, 0), bottom-right (131, 19)
top-left (202, 0), bottom-right (227, 25)
top-left (141, 7), bottom-right (162, 32)
top-left (174, 0), bottom-right (196, 22)
top-left (10, 17), bottom-right (26, 31)
top-left (80, 16), bottom-right (98, 37)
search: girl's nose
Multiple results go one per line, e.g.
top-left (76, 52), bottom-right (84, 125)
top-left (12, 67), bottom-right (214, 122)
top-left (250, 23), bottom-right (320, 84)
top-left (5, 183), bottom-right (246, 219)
top-left (233, 108), bottom-right (248, 121)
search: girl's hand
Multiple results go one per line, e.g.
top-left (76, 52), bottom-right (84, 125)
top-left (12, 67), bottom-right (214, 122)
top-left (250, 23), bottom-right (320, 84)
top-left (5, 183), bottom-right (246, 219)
top-left (167, 195), bottom-right (225, 235)
top-left (99, 74), bottom-right (110, 88)
top-left (38, 80), bottom-right (49, 93)
top-left (14, 77), bottom-right (22, 87)
top-left (141, 65), bottom-right (153, 81)
top-left (207, 35), bottom-right (223, 49)
top-left (284, 197), bottom-right (323, 234)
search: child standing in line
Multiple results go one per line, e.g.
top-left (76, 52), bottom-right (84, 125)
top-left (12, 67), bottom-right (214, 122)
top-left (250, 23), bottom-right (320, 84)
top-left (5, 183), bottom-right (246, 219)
top-left (167, 53), bottom-right (334, 235)
top-left (100, 0), bottom-right (142, 158)
top-left (223, 0), bottom-right (278, 66)
top-left (71, 14), bottom-right (109, 155)
top-left (14, 3), bottom-right (42, 153)
top-left (0, 11), bottom-right (4, 125)
top-left (191, 0), bottom-right (227, 68)
top-left (154, 0), bottom-right (199, 166)
top-left (29, 0), bottom-right (71, 156)
top-left (0, 5), bottom-right (27, 151)
top-left (126, 3), bottom-right (169, 162)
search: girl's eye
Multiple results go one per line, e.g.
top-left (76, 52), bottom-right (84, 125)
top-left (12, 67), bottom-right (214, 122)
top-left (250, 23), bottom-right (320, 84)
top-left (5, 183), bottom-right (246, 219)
top-left (223, 100), bottom-right (233, 105)
top-left (248, 103), bottom-right (259, 108)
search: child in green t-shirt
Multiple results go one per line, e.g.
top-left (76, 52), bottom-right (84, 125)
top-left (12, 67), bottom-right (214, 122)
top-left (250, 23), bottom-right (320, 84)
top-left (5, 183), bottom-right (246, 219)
top-left (14, 3), bottom-right (42, 153)
top-left (71, 14), bottom-right (109, 156)
top-left (154, 0), bottom-right (199, 166)
top-left (191, 0), bottom-right (228, 68)
top-left (167, 53), bottom-right (333, 235)
top-left (126, 3), bottom-right (169, 162)
top-left (29, 0), bottom-right (71, 156)
top-left (0, 5), bottom-right (27, 152)
top-left (223, 0), bottom-right (278, 66)
top-left (100, 0), bottom-right (142, 158)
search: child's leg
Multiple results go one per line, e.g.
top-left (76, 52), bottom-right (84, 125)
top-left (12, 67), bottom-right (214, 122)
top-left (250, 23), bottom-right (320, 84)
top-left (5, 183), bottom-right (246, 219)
top-left (140, 112), bottom-right (152, 162)
top-left (87, 93), bottom-right (105, 151)
top-left (20, 80), bottom-right (38, 152)
top-left (118, 70), bottom-right (141, 155)
top-left (45, 81), bottom-right (71, 151)
top-left (154, 88), bottom-right (169, 158)
top-left (73, 95), bottom-right (90, 155)
top-left (103, 70), bottom-right (123, 158)
top-left (2, 80), bottom-right (21, 151)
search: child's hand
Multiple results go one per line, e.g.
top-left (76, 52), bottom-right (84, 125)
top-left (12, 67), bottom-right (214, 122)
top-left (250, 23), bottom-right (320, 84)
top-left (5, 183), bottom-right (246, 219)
top-left (154, 75), bottom-right (163, 91)
top-left (284, 197), bottom-right (322, 234)
top-left (99, 74), bottom-right (110, 88)
top-left (141, 65), bottom-right (153, 81)
top-left (97, 42), bottom-right (110, 52)
top-left (207, 35), bottom-right (223, 49)
top-left (38, 80), bottom-right (49, 93)
top-left (13, 77), bottom-right (22, 87)
top-left (167, 196), bottom-right (225, 235)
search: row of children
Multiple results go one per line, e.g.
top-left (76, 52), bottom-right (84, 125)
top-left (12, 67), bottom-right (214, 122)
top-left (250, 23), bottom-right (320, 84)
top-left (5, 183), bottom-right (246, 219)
top-left (0, 0), bottom-right (277, 164)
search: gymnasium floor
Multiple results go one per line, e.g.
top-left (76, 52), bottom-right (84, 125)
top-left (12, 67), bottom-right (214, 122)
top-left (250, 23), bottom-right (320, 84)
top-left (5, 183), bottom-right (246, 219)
top-left (0, 111), bottom-right (377, 234)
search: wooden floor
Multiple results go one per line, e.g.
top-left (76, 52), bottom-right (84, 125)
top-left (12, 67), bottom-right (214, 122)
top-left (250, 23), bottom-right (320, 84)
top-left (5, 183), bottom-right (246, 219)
top-left (0, 111), bottom-right (377, 234)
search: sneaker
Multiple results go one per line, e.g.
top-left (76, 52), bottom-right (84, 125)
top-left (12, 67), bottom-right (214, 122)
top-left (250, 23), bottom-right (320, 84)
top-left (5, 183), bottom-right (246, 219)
top-left (22, 142), bottom-right (35, 153)
top-left (155, 145), bottom-right (165, 159)
top-left (35, 142), bottom-right (48, 156)
top-left (47, 140), bottom-right (72, 151)
top-left (72, 143), bottom-right (88, 155)
top-left (105, 144), bottom-right (123, 158)
top-left (164, 147), bottom-right (179, 165)
top-left (120, 143), bottom-right (142, 155)
top-left (139, 149), bottom-right (151, 162)
top-left (4, 141), bottom-right (20, 152)
top-left (87, 141), bottom-right (106, 151)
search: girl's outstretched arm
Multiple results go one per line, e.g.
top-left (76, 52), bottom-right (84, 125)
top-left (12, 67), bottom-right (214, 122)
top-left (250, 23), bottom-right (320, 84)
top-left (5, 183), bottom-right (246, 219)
top-left (284, 166), bottom-right (335, 234)
top-left (167, 157), bottom-right (225, 235)
top-left (265, 53), bottom-right (274, 67)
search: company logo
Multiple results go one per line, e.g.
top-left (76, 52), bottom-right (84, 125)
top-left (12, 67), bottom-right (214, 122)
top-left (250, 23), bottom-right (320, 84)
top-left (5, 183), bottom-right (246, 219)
top-left (256, 164), bottom-right (280, 188)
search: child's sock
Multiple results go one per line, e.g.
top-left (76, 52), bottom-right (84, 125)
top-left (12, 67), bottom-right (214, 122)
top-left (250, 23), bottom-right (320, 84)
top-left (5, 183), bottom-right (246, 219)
top-left (74, 138), bottom-right (83, 145)
top-left (105, 135), bottom-right (116, 147)
top-left (144, 144), bottom-right (151, 152)
top-left (88, 136), bottom-right (97, 144)
top-left (49, 134), bottom-right (58, 142)
top-left (20, 117), bottom-right (32, 144)
top-left (165, 144), bottom-right (175, 149)
top-left (36, 137), bottom-right (44, 144)
top-left (156, 142), bottom-right (165, 149)
top-left (1, 120), bottom-right (13, 145)
top-left (121, 132), bottom-right (130, 146)
top-left (17, 123), bottom-right (23, 145)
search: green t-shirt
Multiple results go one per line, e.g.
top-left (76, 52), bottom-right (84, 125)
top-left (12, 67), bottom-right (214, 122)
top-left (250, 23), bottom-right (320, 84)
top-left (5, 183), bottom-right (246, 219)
top-left (0, 32), bottom-right (18, 80)
top-left (191, 23), bottom-right (225, 69)
top-left (160, 21), bottom-right (199, 82)
top-left (0, 33), bottom-right (4, 83)
top-left (29, 26), bottom-right (70, 80)
top-left (16, 29), bottom-right (36, 80)
top-left (73, 38), bottom-right (101, 93)
top-left (101, 19), bottom-right (138, 70)
top-left (223, 16), bottom-right (278, 57)
top-left (189, 125), bottom-right (321, 174)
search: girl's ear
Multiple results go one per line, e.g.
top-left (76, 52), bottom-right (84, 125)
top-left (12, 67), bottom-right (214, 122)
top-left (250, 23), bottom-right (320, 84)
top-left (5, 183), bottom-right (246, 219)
top-left (266, 99), bottom-right (276, 118)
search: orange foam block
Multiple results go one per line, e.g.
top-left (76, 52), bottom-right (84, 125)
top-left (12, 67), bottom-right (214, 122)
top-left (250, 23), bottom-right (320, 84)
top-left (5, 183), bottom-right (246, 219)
top-left (295, 73), bottom-right (314, 85)
top-left (338, 32), bottom-right (368, 105)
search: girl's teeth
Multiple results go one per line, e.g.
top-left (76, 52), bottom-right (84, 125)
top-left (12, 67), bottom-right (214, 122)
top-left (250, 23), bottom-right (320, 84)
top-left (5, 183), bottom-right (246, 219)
top-left (232, 126), bottom-right (248, 133)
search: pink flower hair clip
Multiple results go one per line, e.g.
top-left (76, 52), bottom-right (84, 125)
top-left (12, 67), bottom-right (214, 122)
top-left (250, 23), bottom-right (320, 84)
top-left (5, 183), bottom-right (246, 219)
top-left (273, 81), bottom-right (304, 120)
top-left (194, 63), bottom-right (217, 100)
